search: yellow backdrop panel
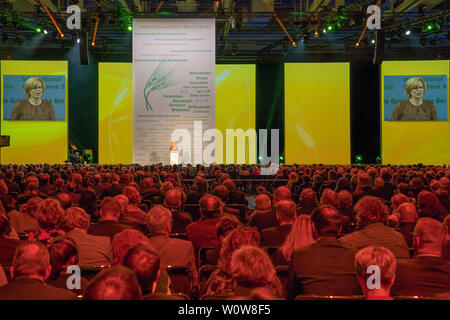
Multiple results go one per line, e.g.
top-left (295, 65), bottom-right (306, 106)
top-left (285, 63), bottom-right (350, 165)
top-left (98, 63), bottom-right (255, 164)
top-left (381, 61), bottom-right (450, 165)
top-left (98, 63), bottom-right (133, 164)
top-left (1, 60), bottom-right (68, 164)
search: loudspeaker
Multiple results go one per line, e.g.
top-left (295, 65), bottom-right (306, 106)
top-left (79, 31), bottom-right (89, 65)
top-left (373, 29), bottom-right (384, 65)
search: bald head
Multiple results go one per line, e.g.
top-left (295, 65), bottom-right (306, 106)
top-left (414, 217), bottom-right (446, 255)
top-left (199, 195), bottom-right (221, 217)
top-left (397, 202), bottom-right (418, 223)
top-left (164, 189), bottom-right (181, 208)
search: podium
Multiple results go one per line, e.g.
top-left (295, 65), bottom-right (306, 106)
top-left (0, 135), bottom-right (10, 162)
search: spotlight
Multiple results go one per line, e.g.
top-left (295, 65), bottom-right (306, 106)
top-left (371, 39), bottom-right (376, 44)
top-left (424, 23), bottom-right (434, 32)
top-left (326, 24), bottom-right (334, 32)
top-left (405, 29), bottom-right (411, 36)
top-left (36, 28), bottom-right (42, 33)
top-left (43, 29), bottom-right (48, 35)
top-left (323, 28), bottom-right (327, 33)
top-left (77, 38), bottom-right (80, 44)
top-left (128, 25), bottom-right (132, 31)
top-left (356, 155), bottom-right (363, 163)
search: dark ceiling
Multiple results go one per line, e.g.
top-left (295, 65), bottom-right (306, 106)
top-left (0, 0), bottom-right (449, 62)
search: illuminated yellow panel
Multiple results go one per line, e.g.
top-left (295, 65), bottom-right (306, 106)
top-left (382, 61), bottom-right (450, 165)
top-left (98, 63), bottom-right (133, 164)
top-left (1, 60), bottom-right (68, 164)
top-left (215, 65), bottom-right (256, 164)
top-left (98, 63), bottom-right (256, 164)
top-left (285, 63), bottom-right (350, 165)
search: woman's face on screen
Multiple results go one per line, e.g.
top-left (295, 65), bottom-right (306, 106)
top-left (30, 84), bottom-right (43, 99)
top-left (410, 83), bottom-right (424, 100)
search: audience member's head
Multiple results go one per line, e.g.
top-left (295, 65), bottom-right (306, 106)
top-left (230, 245), bottom-right (277, 291)
top-left (274, 200), bottom-right (296, 225)
top-left (49, 238), bottom-right (78, 280)
top-left (123, 243), bottom-right (161, 295)
top-left (114, 194), bottom-right (129, 213)
top-left (397, 202), bottom-right (418, 224)
top-left (310, 205), bottom-right (342, 238)
top-left (219, 227), bottom-right (260, 275)
top-left (273, 186), bottom-right (291, 205)
top-left (216, 214), bottom-right (242, 240)
top-left (61, 207), bottom-right (90, 232)
top-left (199, 194), bottom-right (221, 218)
top-left (37, 198), bottom-right (64, 231)
top-left (164, 188), bottom-right (182, 209)
top-left (298, 188), bottom-right (317, 207)
top-left (213, 185), bottom-right (229, 203)
top-left (56, 193), bottom-right (72, 210)
top-left (357, 173), bottom-right (372, 189)
top-left (280, 215), bottom-right (315, 262)
top-left (355, 246), bottom-right (397, 299)
top-left (146, 205), bottom-right (172, 235)
top-left (391, 193), bottom-right (409, 210)
top-left (413, 217), bottom-right (446, 256)
top-left (111, 229), bottom-right (149, 265)
top-left (255, 194), bottom-right (271, 210)
top-left (83, 265), bottom-right (142, 300)
top-left (354, 196), bottom-right (389, 226)
top-left (123, 186), bottom-right (141, 205)
top-left (11, 242), bottom-right (51, 281)
top-left (337, 190), bottom-right (353, 209)
top-left (417, 190), bottom-right (445, 221)
top-left (320, 188), bottom-right (338, 208)
top-left (99, 197), bottom-right (122, 221)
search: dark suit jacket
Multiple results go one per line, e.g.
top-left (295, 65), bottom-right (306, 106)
top-left (287, 237), bottom-right (361, 299)
top-left (261, 224), bottom-right (292, 247)
top-left (60, 229), bottom-right (111, 267)
top-left (247, 209), bottom-right (278, 232)
top-left (391, 255), bottom-right (450, 297)
top-left (168, 208), bottom-right (193, 234)
top-left (88, 220), bottom-right (132, 239)
top-left (148, 234), bottom-right (198, 286)
top-left (0, 277), bottom-right (78, 300)
top-left (186, 217), bottom-right (221, 253)
top-left (0, 238), bottom-right (25, 267)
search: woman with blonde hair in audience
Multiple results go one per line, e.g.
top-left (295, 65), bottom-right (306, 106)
top-left (27, 198), bottom-right (65, 246)
top-left (230, 245), bottom-right (285, 299)
top-left (276, 214), bottom-right (315, 265)
top-left (202, 227), bottom-right (261, 296)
